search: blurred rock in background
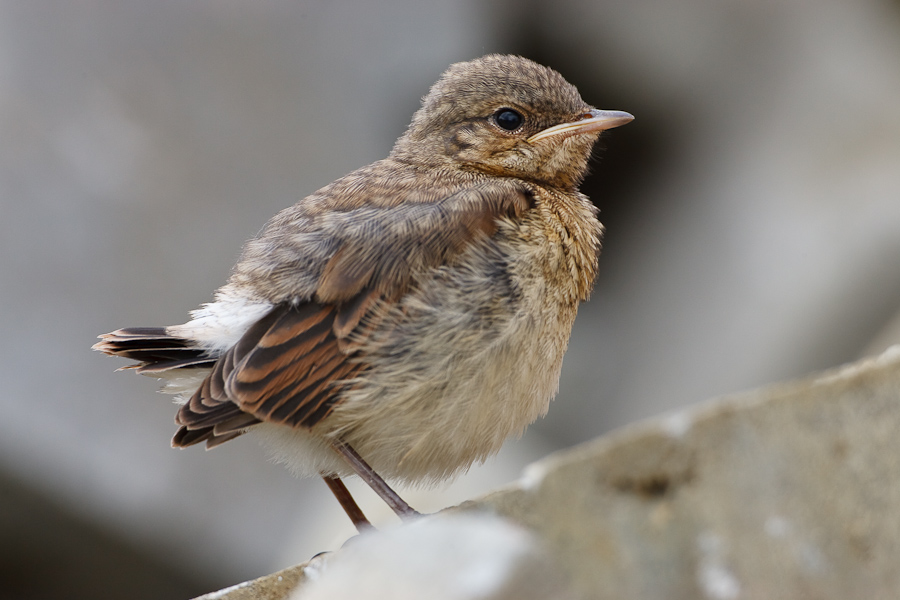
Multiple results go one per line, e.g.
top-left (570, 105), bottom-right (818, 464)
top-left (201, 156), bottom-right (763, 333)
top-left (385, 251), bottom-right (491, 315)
top-left (1, 0), bottom-right (898, 597)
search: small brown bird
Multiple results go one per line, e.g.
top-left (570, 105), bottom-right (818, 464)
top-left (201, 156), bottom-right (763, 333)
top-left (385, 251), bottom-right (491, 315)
top-left (94, 54), bottom-right (632, 530)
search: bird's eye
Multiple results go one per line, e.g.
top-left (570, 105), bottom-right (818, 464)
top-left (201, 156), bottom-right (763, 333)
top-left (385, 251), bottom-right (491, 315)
top-left (493, 108), bottom-right (524, 131)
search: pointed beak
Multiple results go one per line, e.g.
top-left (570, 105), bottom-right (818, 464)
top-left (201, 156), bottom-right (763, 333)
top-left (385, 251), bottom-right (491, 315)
top-left (527, 109), bottom-right (634, 143)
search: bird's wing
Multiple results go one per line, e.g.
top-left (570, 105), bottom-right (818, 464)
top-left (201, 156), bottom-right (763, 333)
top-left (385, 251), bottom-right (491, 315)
top-left (173, 181), bottom-right (532, 446)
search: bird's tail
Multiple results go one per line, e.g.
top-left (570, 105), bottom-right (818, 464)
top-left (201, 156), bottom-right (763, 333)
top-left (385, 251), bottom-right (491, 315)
top-left (92, 327), bottom-right (216, 373)
top-left (94, 327), bottom-right (257, 448)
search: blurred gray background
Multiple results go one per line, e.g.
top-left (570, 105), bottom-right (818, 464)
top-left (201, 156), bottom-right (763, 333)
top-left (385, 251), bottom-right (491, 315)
top-left (2, 0), bottom-right (899, 598)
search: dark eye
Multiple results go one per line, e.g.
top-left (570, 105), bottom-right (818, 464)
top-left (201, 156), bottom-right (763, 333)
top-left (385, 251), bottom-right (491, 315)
top-left (493, 108), bottom-right (524, 131)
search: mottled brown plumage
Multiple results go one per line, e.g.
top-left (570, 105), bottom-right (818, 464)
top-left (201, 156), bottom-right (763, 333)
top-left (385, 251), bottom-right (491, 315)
top-left (94, 54), bottom-right (632, 530)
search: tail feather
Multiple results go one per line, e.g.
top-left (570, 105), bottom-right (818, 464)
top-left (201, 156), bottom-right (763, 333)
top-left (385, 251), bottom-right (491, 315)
top-left (96, 325), bottom-right (256, 449)
top-left (93, 327), bottom-right (216, 372)
top-left (136, 357), bottom-right (217, 374)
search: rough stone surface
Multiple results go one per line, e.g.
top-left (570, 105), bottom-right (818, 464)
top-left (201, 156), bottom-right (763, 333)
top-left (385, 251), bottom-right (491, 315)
top-left (197, 347), bottom-right (900, 599)
top-left (289, 514), bottom-right (576, 600)
top-left (193, 563), bottom-right (308, 600)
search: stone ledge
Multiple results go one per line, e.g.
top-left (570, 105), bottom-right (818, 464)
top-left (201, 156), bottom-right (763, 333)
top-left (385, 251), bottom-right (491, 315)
top-left (193, 563), bottom-right (308, 600)
top-left (197, 346), bottom-right (900, 599)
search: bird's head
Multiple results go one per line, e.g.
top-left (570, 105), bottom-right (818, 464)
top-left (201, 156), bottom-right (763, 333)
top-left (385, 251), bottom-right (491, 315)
top-left (392, 54), bottom-right (632, 190)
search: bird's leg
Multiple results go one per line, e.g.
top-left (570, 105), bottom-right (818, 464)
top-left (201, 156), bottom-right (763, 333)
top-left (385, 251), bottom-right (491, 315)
top-left (329, 438), bottom-right (420, 519)
top-left (321, 475), bottom-right (373, 533)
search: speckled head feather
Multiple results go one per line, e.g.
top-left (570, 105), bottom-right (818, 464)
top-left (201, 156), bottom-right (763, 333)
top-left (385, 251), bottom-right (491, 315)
top-left (401, 54), bottom-right (587, 141)
top-left (392, 55), bottom-right (607, 190)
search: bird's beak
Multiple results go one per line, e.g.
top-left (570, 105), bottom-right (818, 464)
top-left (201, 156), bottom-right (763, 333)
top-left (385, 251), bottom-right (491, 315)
top-left (527, 109), bottom-right (634, 143)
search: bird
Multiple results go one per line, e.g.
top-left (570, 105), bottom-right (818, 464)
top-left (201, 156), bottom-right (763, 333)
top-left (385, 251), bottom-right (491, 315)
top-left (93, 54), bottom-right (633, 531)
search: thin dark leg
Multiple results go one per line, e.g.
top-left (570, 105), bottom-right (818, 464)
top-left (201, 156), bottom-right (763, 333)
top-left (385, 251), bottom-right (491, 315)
top-left (322, 475), bottom-right (373, 533)
top-left (330, 438), bottom-right (420, 519)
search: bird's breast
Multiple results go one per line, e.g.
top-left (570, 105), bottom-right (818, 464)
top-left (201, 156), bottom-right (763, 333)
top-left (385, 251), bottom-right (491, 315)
top-left (320, 206), bottom-right (598, 484)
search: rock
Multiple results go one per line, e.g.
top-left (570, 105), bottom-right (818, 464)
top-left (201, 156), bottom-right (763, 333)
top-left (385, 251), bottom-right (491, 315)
top-left (197, 346), bottom-right (900, 599)
top-left (192, 563), bottom-right (308, 600)
top-left (290, 514), bottom-right (575, 600)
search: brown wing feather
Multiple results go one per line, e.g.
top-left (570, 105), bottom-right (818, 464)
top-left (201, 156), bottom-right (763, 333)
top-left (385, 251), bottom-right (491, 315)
top-left (226, 303), bottom-right (365, 427)
top-left (174, 302), bottom-right (365, 447)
